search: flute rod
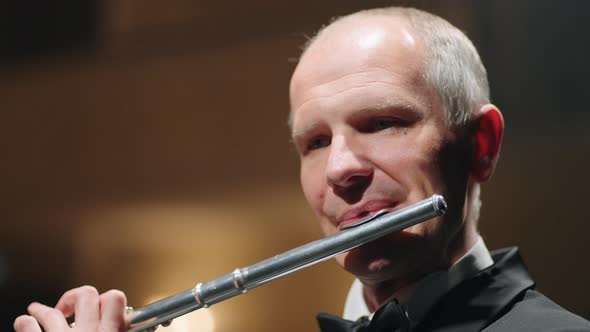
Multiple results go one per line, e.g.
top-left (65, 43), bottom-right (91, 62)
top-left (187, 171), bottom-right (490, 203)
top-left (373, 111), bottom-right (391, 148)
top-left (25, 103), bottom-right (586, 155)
top-left (128, 195), bottom-right (447, 332)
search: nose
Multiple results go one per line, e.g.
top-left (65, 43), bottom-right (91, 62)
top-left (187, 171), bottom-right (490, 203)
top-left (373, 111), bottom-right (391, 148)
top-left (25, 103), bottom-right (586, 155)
top-left (326, 135), bottom-right (373, 191)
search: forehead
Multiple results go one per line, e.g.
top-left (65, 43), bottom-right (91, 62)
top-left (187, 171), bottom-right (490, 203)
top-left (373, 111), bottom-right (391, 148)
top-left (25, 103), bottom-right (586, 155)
top-left (289, 15), bottom-right (431, 129)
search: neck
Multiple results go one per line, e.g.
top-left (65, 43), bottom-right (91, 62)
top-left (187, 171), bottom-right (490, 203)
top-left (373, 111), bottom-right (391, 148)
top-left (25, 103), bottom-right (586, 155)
top-left (360, 225), bottom-right (478, 312)
top-left (361, 276), bottom-right (418, 312)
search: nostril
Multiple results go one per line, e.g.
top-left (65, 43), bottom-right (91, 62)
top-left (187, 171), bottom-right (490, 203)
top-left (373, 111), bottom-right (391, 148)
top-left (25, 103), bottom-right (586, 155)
top-left (325, 137), bottom-right (373, 189)
top-left (343, 175), bottom-right (371, 188)
top-left (328, 171), bottom-right (371, 188)
top-left (332, 174), bottom-right (372, 204)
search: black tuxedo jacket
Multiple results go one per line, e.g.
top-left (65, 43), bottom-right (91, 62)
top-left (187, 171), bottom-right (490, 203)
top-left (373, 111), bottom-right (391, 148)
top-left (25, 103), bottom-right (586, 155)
top-left (318, 247), bottom-right (590, 331)
top-left (414, 247), bottom-right (590, 331)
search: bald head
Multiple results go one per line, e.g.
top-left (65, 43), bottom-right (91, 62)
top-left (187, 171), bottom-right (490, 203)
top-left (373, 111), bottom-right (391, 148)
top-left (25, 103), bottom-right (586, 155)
top-left (290, 13), bottom-right (432, 127)
top-left (292, 7), bottom-right (490, 129)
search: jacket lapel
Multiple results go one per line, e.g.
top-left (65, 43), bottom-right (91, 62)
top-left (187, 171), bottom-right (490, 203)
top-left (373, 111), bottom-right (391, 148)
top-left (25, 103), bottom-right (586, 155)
top-left (415, 247), bottom-right (535, 332)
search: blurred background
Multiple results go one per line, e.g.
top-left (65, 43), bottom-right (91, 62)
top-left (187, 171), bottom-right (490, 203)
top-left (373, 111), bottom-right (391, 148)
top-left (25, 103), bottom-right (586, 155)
top-left (1, 0), bottom-right (589, 331)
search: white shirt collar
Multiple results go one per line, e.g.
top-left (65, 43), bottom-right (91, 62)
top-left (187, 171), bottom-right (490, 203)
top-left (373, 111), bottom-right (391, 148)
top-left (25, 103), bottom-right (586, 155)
top-left (342, 236), bottom-right (494, 325)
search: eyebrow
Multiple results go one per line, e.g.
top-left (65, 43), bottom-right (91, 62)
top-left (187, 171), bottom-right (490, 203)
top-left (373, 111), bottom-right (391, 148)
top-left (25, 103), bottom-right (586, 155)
top-left (360, 97), bottom-right (424, 114)
top-left (354, 101), bottom-right (425, 121)
top-left (291, 122), bottom-right (322, 142)
top-left (291, 98), bottom-right (425, 140)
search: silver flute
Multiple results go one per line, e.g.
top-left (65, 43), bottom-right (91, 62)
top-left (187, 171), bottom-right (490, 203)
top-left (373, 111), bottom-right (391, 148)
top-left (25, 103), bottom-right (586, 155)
top-left (128, 195), bottom-right (447, 332)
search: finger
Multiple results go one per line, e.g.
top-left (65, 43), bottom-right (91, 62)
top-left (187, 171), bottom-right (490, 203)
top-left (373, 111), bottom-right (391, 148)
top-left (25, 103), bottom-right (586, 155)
top-left (27, 302), bottom-right (69, 331)
top-left (55, 285), bottom-right (100, 329)
top-left (99, 290), bottom-right (128, 332)
top-left (13, 315), bottom-right (42, 332)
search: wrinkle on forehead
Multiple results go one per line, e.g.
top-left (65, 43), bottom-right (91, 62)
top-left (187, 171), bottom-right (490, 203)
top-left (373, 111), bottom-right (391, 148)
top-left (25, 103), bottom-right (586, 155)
top-left (293, 67), bottom-right (409, 111)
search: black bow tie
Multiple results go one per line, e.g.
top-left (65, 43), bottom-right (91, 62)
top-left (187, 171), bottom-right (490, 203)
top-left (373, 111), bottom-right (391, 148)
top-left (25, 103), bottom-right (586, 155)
top-left (317, 299), bottom-right (411, 332)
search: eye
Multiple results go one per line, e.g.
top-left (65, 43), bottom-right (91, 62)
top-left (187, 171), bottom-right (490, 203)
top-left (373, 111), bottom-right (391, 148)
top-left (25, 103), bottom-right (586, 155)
top-left (306, 136), bottom-right (331, 152)
top-left (367, 117), bottom-right (402, 132)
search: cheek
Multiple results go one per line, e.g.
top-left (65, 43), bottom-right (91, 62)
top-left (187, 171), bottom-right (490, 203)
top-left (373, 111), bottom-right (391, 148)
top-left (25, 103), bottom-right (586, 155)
top-left (372, 140), bottom-right (429, 175)
top-left (301, 160), bottom-right (335, 236)
top-left (300, 161), bottom-right (325, 210)
top-left (371, 136), bottom-right (446, 195)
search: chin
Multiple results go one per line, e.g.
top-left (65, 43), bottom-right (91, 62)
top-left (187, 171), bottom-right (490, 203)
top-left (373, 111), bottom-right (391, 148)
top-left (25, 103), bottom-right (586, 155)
top-left (340, 245), bottom-right (399, 283)
top-left (338, 231), bottom-right (425, 283)
top-left (367, 258), bottom-right (394, 273)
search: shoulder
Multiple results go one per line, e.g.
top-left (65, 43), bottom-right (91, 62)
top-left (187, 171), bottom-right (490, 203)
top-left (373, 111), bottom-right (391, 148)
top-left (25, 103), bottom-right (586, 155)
top-left (484, 289), bottom-right (590, 332)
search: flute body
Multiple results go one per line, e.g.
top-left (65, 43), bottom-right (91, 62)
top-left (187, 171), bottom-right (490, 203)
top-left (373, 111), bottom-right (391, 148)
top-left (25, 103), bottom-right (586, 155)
top-left (128, 195), bottom-right (447, 332)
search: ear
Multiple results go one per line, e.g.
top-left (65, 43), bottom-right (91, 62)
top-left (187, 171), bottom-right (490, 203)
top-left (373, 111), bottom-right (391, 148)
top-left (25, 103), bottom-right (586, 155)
top-left (470, 104), bottom-right (504, 182)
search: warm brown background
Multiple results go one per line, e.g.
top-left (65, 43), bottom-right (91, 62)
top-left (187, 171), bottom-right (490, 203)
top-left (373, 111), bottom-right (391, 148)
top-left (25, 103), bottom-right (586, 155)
top-left (1, 1), bottom-right (589, 331)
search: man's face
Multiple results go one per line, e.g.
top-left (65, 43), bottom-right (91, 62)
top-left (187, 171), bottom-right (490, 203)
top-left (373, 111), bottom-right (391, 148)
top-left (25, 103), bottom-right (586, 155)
top-left (289, 17), bottom-right (470, 286)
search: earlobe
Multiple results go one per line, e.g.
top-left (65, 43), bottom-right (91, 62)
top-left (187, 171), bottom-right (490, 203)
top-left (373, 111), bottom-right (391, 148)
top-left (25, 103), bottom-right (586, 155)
top-left (471, 104), bottom-right (504, 182)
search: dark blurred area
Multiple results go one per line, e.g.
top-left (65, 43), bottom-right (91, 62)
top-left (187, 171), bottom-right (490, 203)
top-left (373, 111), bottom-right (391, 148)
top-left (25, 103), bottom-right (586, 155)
top-left (1, 0), bottom-right (98, 61)
top-left (1, 1), bottom-right (589, 331)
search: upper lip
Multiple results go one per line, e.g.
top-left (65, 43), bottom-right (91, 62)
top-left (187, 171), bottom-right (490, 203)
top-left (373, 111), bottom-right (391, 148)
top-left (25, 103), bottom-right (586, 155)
top-left (336, 200), bottom-right (398, 230)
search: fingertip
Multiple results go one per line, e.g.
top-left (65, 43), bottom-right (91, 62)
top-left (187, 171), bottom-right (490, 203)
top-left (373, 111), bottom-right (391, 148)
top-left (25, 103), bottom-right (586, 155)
top-left (78, 285), bottom-right (100, 297)
top-left (14, 315), bottom-right (39, 331)
top-left (25, 301), bottom-right (69, 331)
top-left (100, 289), bottom-right (127, 306)
top-left (55, 285), bottom-right (100, 316)
top-left (99, 289), bottom-right (129, 331)
top-left (27, 302), bottom-right (41, 313)
top-left (102, 289), bottom-right (126, 298)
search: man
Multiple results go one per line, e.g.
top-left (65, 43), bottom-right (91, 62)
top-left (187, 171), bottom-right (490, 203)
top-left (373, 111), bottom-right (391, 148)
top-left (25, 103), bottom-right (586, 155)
top-left (289, 7), bottom-right (589, 332)
top-left (13, 6), bottom-right (590, 332)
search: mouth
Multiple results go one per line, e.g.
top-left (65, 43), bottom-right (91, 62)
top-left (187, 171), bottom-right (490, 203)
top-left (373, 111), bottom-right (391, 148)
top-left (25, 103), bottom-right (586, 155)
top-left (336, 201), bottom-right (398, 230)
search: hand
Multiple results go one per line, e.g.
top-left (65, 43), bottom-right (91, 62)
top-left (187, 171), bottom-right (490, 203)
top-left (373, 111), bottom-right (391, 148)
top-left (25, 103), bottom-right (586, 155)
top-left (13, 286), bottom-right (128, 332)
